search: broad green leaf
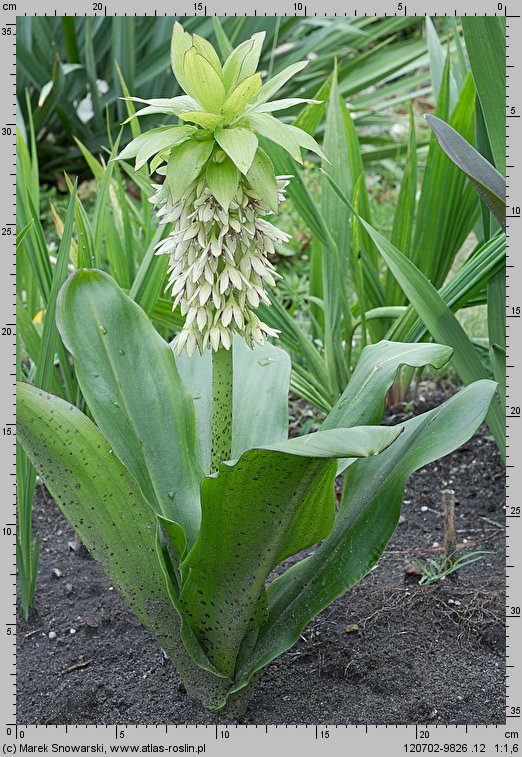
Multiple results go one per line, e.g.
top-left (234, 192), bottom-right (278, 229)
top-left (215, 127), bottom-right (258, 175)
top-left (135, 126), bottom-right (197, 172)
top-left (425, 114), bottom-right (506, 230)
top-left (245, 148), bottom-right (278, 213)
top-left (123, 95), bottom-right (201, 119)
top-left (206, 156), bottom-right (239, 210)
top-left (115, 126), bottom-right (195, 167)
top-left (461, 16), bottom-right (506, 174)
top-left (323, 341), bottom-right (452, 431)
top-left (263, 425), bottom-right (401, 458)
top-left (170, 22), bottom-right (194, 95)
top-left (174, 335), bottom-right (291, 475)
top-left (183, 47), bottom-right (226, 114)
top-left (249, 61), bottom-right (308, 106)
top-left (180, 424), bottom-right (402, 676)
top-left (245, 113), bottom-right (302, 163)
top-left (178, 111), bottom-right (224, 130)
top-left (222, 32), bottom-right (265, 93)
top-left (222, 73), bottom-right (262, 122)
top-left (16, 382), bottom-right (176, 640)
top-left (56, 270), bottom-right (204, 555)
top-left (17, 382), bottom-right (230, 709)
top-left (166, 138), bottom-right (215, 202)
top-left (250, 98), bottom-right (321, 115)
top-left (192, 33), bottom-right (223, 77)
top-left (289, 124), bottom-right (326, 161)
top-left (233, 380), bottom-right (497, 690)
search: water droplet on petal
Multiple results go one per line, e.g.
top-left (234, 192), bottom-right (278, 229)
top-left (257, 357), bottom-right (274, 367)
top-left (99, 325), bottom-right (108, 335)
top-left (168, 490), bottom-right (175, 500)
top-left (119, 349), bottom-right (125, 356)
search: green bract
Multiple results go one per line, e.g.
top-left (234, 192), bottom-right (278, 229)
top-left (114, 23), bottom-right (324, 355)
top-left (17, 268), bottom-right (497, 717)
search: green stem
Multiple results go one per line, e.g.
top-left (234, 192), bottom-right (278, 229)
top-left (211, 347), bottom-right (233, 473)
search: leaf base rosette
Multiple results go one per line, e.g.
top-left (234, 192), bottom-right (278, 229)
top-left (17, 269), bottom-right (497, 716)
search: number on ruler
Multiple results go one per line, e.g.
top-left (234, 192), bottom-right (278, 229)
top-left (1, 27), bottom-right (12, 35)
top-left (1, 127), bottom-right (13, 136)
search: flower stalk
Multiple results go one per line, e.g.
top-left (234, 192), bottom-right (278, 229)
top-left (211, 346), bottom-right (233, 472)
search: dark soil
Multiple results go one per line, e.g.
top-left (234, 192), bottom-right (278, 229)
top-left (17, 381), bottom-right (506, 725)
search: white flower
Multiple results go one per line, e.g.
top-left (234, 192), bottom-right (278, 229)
top-left (153, 175), bottom-right (290, 354)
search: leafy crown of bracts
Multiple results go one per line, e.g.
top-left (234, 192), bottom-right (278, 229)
top-left (115, 22), bottom-right (324, 355)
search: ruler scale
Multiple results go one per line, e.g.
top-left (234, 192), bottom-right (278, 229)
top-left (1, 3), bottom-right (517, 754)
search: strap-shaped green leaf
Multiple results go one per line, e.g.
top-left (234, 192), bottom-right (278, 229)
top-left (174, 335), bottom-right (291, 474)
top-left (461, 16), bottom-right (506, 175)
top-left (17, 382), bottom-right (231, 710)
top-left (56, 270), bottom-right (203, 555)
top-left (232, 379), bottom-right (497, 693)
top-left (425, 114), bottom-right (506, 230)
top-left (180, 424), bottom-right (402, 677)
